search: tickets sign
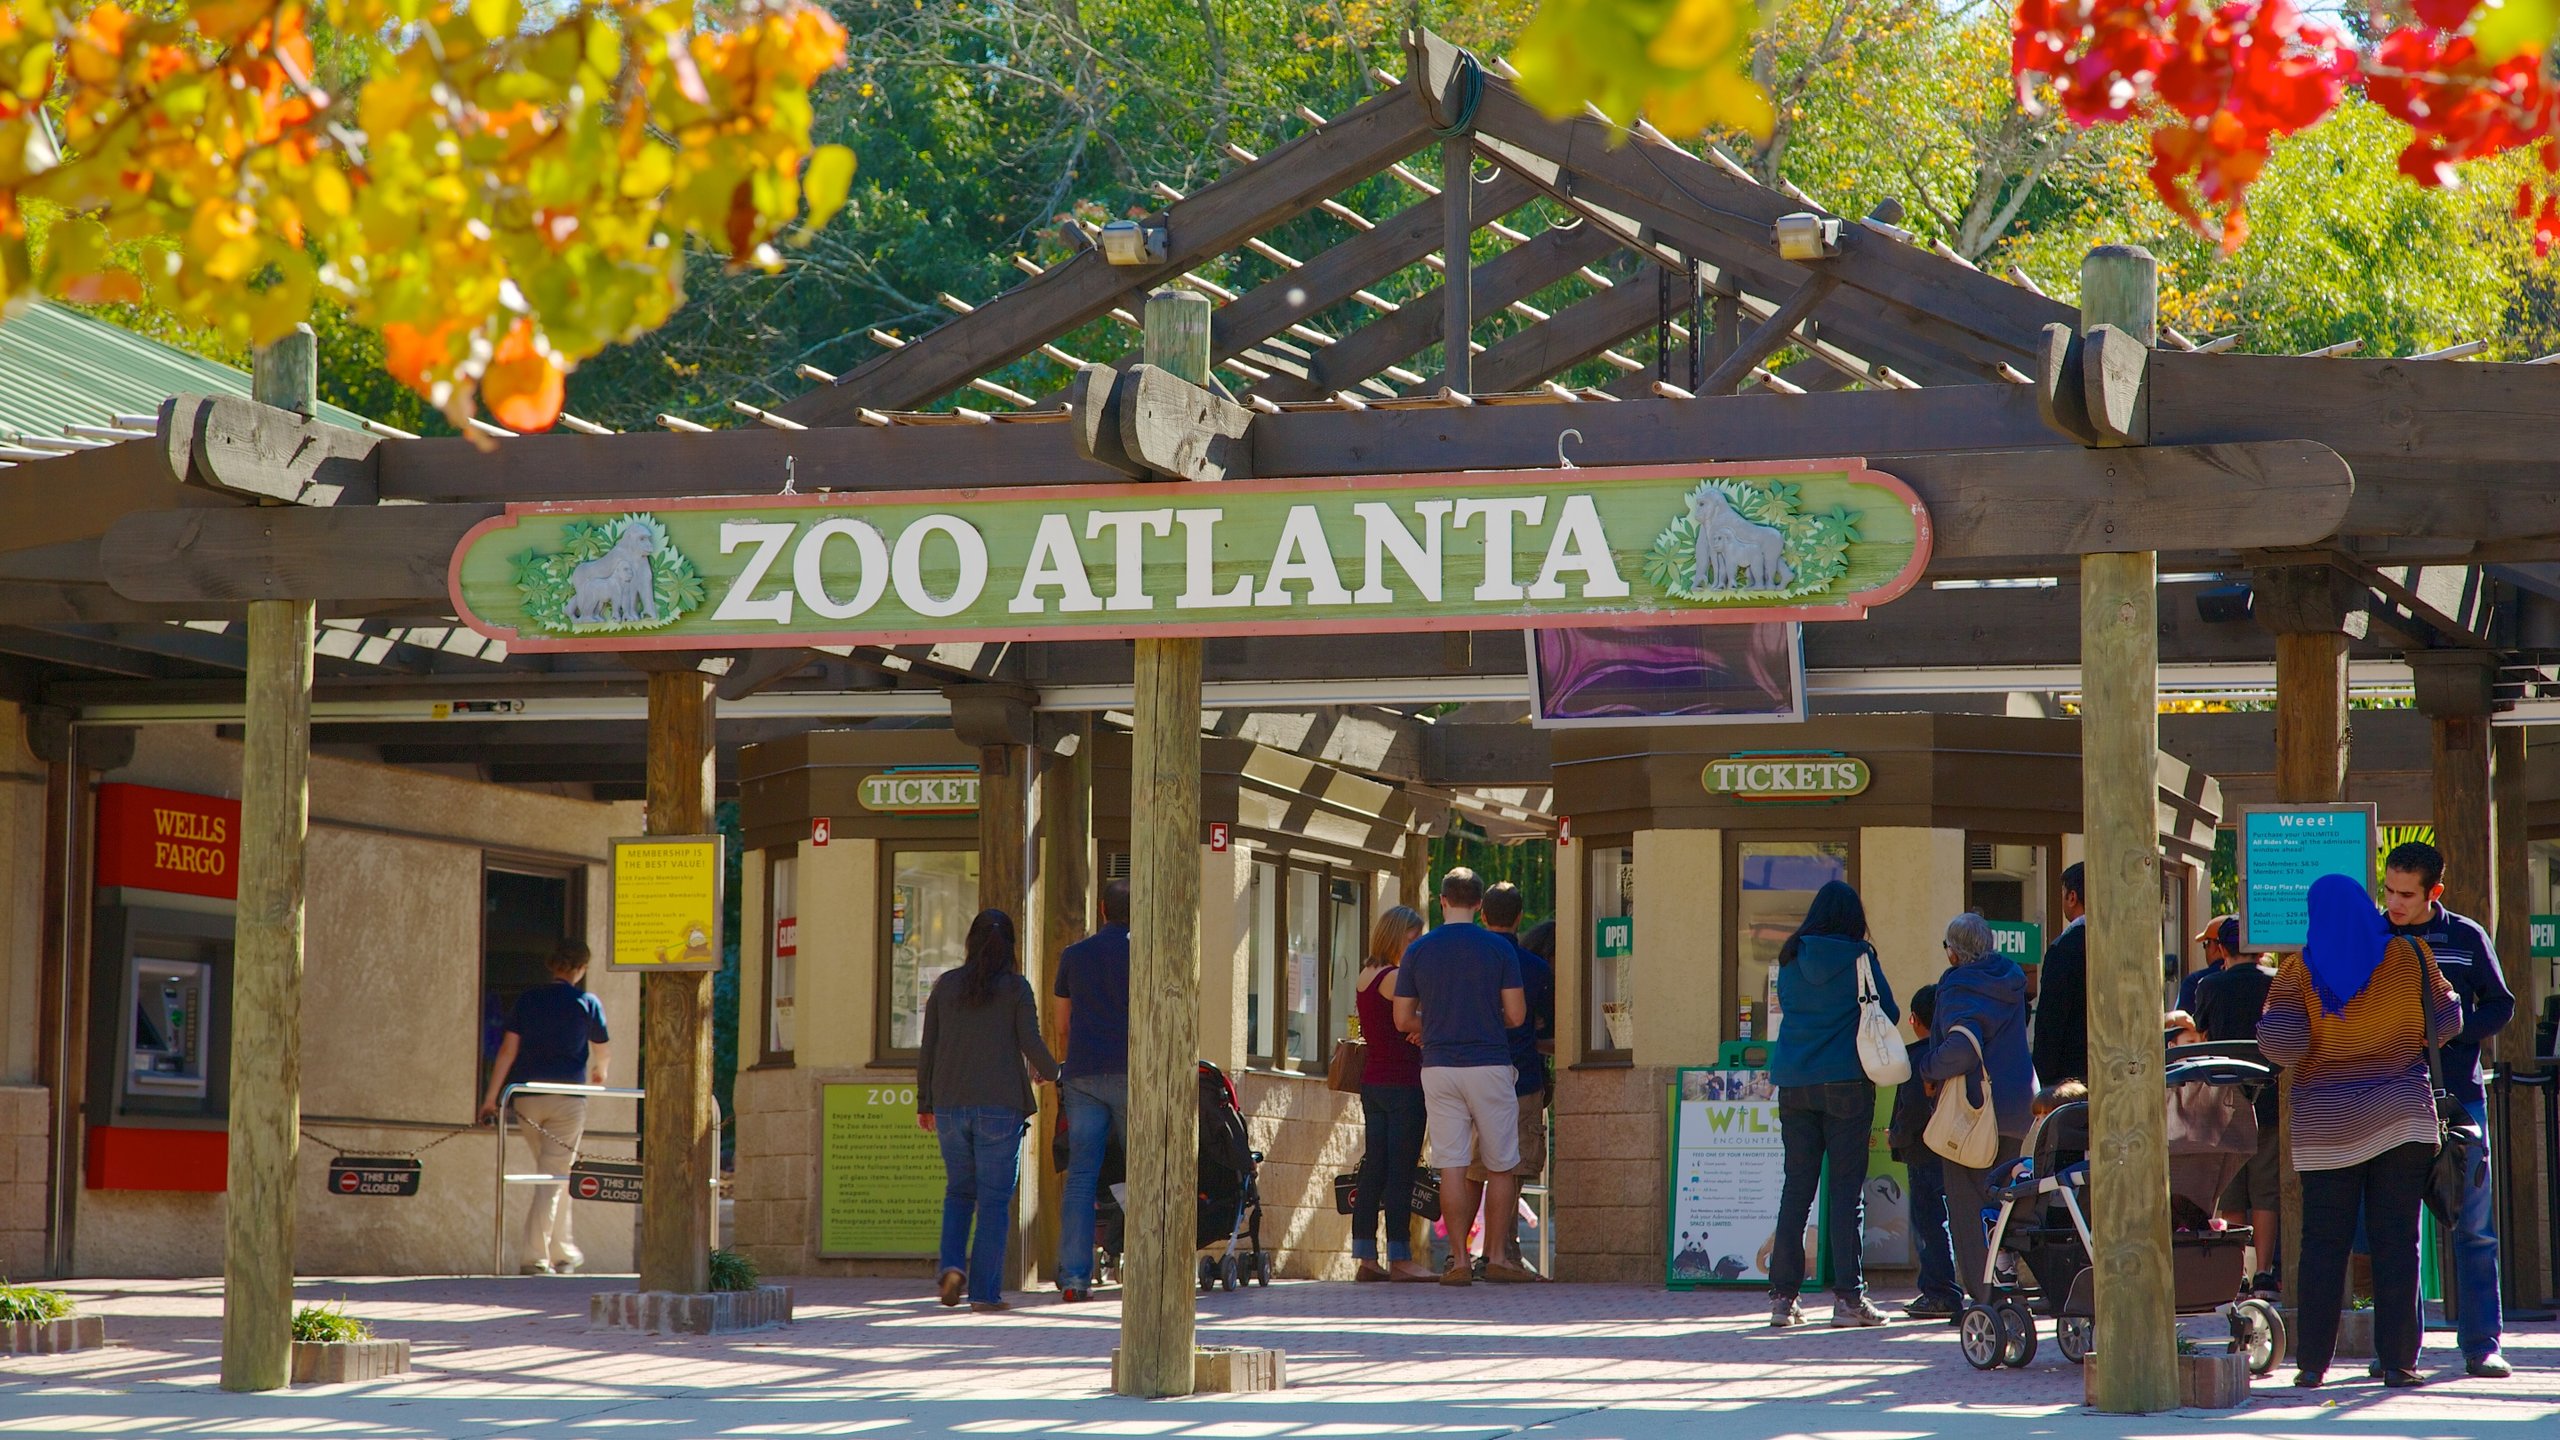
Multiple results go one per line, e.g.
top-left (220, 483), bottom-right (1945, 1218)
top-left (448, 462), bottom-right (1931, 652)
top-left (608, 835), bottom-right (724, 972)
top-left (858, 767), bottom-right (980, 815)
top-left (1702, 751), bottom-right (1871, 802)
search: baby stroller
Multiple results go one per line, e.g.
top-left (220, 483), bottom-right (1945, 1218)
top-left (1087, 1060), bottom-right (1272, 1293)
top-left (1957, 1043), bottom-right (2286, 1374)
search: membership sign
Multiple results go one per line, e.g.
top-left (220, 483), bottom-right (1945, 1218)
top-left (2237, 803), bottom-right (2378, 952)
top-left (1667, 1067), bottom-right (1816, 1289)
top-left (820, 1082), bottom-right (944, 1257)
top-left (608, 835), bottom-right (724, 972)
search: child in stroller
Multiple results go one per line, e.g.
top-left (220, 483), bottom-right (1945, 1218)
top-left (1956, 1043), bottom-right (2287, 1373)
top-left (1061, 1060), bottom-right (1273, 1293)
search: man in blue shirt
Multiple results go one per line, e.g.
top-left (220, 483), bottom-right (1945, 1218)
top-left (1468, 882), bottom-right (1554, 1277)
top-left (477, 941), bottom-right (610, 1275)
top-left (2381, 841), bottom-right (2518, 1379)
top-left (1395, 868), bottom-right (1528, 1286)
top-left (1052, 879), bottom-right (1131, 1303)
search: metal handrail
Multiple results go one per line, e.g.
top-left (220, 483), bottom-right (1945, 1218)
top-left (491, 1080), bottom-right (645, 1275)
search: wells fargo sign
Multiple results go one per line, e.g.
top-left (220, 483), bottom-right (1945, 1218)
top-left (859, 768), bottom-right (979, 815)
top-left (96, 783), bottom-right (241, 900)
top-left (449, 461), bottom-right (1930, 651)
top-left (1702, 752), bottom-right (1872, 802)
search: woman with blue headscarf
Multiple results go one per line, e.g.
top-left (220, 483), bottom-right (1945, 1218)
top-left (2258, 872), bottom-right (2460, 1390)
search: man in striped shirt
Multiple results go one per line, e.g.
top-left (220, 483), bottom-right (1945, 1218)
top-left (2381, 841), bottom-right (2518, 1380)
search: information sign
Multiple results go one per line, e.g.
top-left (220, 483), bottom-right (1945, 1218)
top-left (819, 1082), bottom-right (944, 1258)
top-left (569, 1160), bottom-right (643, 1204)
top-left (1667, 1067), bottom-right (1818, 1288)
top-left (325, 1156), bottom-right (421, 1197)
top-left (607, 834), bottom-right (724, 972)
top-left (2237, 803), bottom-right (2379, 952)
top-left (2532, 915), bottom-right (2559, 959)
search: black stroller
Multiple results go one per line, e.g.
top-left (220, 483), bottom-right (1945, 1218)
top-left (1957, 1044), bottom-right (2286, 1374)
top-left (1068, 1059), bottom-right (1272, 1293)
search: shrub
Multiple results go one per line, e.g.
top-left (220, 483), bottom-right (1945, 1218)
top-left (291, 1301), bottom-right (373, 1344)
top-left (0, 1285), bottom-right (73, 1324)
top-left (708, 1249), bottom-right (759, 1293)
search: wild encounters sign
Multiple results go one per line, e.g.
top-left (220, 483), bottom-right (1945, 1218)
top-left (449, 461), bottom-right (1930, 652)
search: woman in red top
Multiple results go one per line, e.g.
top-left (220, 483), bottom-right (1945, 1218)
top-left (1352, 905), bottom-right (1434, 1281)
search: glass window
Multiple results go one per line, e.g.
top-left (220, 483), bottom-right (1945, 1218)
top-left (1328, 875), bottom-right (1363, 1050)
top-left (880, 847), bottom-right (978, 1060)
top-left (1283, 868), bottom-right (1321, 1065)
top-left (1245, 857), bottom-right (1367, 1071)
top-left (1736, 839), bottom-right (1852, 1043)
top-left (1588, 842), bottom-right (1635, 1058)
top-left (762, 851), bottom-right (797, 1064)
top-left (1247, 859), bottom-right (1278, 1060)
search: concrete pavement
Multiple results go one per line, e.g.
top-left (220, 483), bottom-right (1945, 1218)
top-left (2, 1275), bottom-right (2553, 1438)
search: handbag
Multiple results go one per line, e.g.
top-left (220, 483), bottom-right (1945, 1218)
top-left (1331, 1165), bottom-right (1441, 1218)
top-left (2416, 948), bottom-right (2488, 1224)
top-left (1855, 946), bottom-right (1911, 1086)
top-left (1923, 1025), bottom-right (2001, 1168)
top-left (1326, 1037), bottom-right (1367, 1095)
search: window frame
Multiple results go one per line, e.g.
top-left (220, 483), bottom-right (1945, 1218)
top-left (873, 840), bottom-right (980, 1067)
top-left (758, 845), bottom-right (798, 1068)
top-left (1581, 834), bottom-right (1636, 1065)
top-left (476, 855), bottom-right (588, 1106)
top-left (1244, 851), bottom-right (1368, 1075)
top-left (1723, 831), bottom-right (1860, 1045)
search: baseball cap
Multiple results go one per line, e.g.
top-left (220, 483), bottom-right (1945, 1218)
top-left (2191, 915), bottom-right (2240, 951)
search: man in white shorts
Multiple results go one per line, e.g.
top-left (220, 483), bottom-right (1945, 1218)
top-left (1395, 868), bottom-right (1529, 1285)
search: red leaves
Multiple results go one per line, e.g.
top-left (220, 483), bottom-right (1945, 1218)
top-left (2011, 0), bottom-right (2555, 251)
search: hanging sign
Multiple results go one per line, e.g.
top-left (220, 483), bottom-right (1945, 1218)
top-left (2236, 803), bottom-right (2379, 952)
top-left (95, 784), bottom-right (241, 901)
top-left (448, 461), bottom-right (1931, 653)
top-left (1595, 916), bottom-right (1634, 959)
top-left (1702, 751), bottom-right (1871, 802)
top-left (2531, 915), bottom-right (2559, 959)
top-left (325, 1156), bottom-right (422, 1197)
top-left (607, 835), bottom-right (725, 972)
top-left (569, 1160), bottom-right (643, 1204)
top-left (819, 1082), bottom-right (943, 1257)
top-left (858, 767), bottom-right (980, 814)
top-left (1986, 920), bottom-right (2044, 963)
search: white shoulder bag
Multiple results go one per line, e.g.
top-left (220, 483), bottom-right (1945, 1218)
top-left (1924, 1025), bottom-right (2002, 1168)
top-left (1855, 947), bottom-right (1911, 1086)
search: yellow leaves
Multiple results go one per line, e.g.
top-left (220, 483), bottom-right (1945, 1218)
top-left (1, 0), bottom-right (848, 431)
top-left (1513, 0), bottom-right (1774, 140)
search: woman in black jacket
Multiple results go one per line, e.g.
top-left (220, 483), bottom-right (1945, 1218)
top-left (917, 909), bottom-right (1058, 1312)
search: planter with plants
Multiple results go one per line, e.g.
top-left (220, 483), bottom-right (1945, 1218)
top-left (2175, 1335), bottom-right (2250, 1410)
top-left (289, 1301), bottom-right (409, 1383)
top-left (1, 1283), bottom-right (103, 1354)
top-left (589, 1249), bottom-right (794, 1335)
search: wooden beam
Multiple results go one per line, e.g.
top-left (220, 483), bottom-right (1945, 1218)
top-left (2492, 727), bottom-right (2550, 1306)
top-left (102, 504), bottom-right (499, 603)
top-left (221, 328), bottom-right (317, 1394)
top-left (1117, 364), bottom-right (1253, 481)
top-left (1699, 274), bottom-right (1841, 396)
top-left (779, 78), bottom-right (1451, 424)
top-left (1426, 268), bottom-right (1666, 394)
top-left (2076, 247), bottom-right (2176, 1417)
top-left (1442, 136), bottom-right (1473, 394)
top-left (0, 403), bottom-right (232, 551)
top-left (640, 670), bottom-right (718, 1295)
top-left (187, 394), bottom-right (380, 505)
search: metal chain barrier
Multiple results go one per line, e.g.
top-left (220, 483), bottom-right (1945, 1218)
top-left (299, 1124), bottom-right (471, 1162)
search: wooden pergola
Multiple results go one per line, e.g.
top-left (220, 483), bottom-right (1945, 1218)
top-left (12, 28), bottom-right (2560, 1410)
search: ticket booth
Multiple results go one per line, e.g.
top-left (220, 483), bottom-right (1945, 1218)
top-left (1547, 713), bottom-right (2221, 1283)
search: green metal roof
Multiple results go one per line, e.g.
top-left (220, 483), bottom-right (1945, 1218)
top-left (0, 301), bottom-right (370, 443)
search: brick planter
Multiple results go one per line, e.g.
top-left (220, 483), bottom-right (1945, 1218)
top-left (2179, 1351), bottom-right (2250, 1409)
top-left (2, 1314), bottom-right (104, 1354)
top-left (290, 1337), bottom-right (411, 1383)
top-left (589, 1286), bottom-right (793, 1335)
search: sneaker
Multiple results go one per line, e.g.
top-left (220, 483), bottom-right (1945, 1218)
top-left (1831, 1295), bottom-right (1889, 1328)
top-left (1440, 1259), bottom-right (1475, 1287)
top-left (519, 1261), bottom-right (555, 1276)
top-left (937, 1268), bottom-right (965, 1308)
top-left (2469, 1353), bottom-right (2512, 1379)
top-left (1770, 1296), bottom-right (1805, 1328)
top-left (552, 1254), bottom-right (583, 1277)
top-left (1057, 1287), bottom-right (1092, 1304)
top-left (1902, 1296), bottom-right (1960, 1320)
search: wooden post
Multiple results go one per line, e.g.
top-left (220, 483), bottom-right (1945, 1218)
top-left (640, 670), bottom-right (717, 1295)
top-left (2077, 245), bottom-right (2177, 1416)
top-left (949, 685), bottom-right (1037, 921)
top-left (1442, 135), bottom-right (1472, 395)
top-left (1119, 289), bottom-right (1209, 1398)
top-left (2413, 650), bottom-right (2496, 1319)
top-left (2256, 567), bottom-right (2358, 1334)
top-left (2492, 727), bottom-right (2549, 1306)
top-left (222, 327), bottom-right (318, 1392)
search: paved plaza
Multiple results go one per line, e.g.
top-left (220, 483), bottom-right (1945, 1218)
top-left (3, 1275), bottom-right (2554, 1439)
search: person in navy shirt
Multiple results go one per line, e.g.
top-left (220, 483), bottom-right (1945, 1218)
top-left (1394, 868), bottom-right (1528, 1286)
top-left (1468, 883), bottom-right (1554, 1277)
top-left (1052, 878), bottom-right (1131, 1303)
top-left (2380, 841), bottom-right (2517, 1378)
top-left (477, 941), bottom-right (610, 1275)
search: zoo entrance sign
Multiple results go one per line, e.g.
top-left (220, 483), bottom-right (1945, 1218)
top-left (448, 461), bottom-right (1930, 651)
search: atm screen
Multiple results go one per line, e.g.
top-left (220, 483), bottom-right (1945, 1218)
top-left (1530, 623), bottom-right (1805, 726)
top-left (128, 956), bottom-right (210, 1098)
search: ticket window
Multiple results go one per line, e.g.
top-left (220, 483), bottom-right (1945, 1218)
top-left (1585, 841), bottom-right (1634, 1062)
top-left (879, 845), bottom-right (979, 1062)
top-left (1968, 836), bottom-right (2054, 994)
top-left (1730, 838), bottom-right (1853, 1043)
top-left (88, 905), bottom-right (234, 1123)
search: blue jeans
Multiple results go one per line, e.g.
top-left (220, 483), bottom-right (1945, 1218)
top-left (1057, 1073), bottom-right (1127, 1289)
top-left (935, 1106), bottom-right (1026, 1306)
top-left (1353, 1082), bottom-right (1426, 1262)
top-left (1906, 1155), bottom-right (1963, 1307)
top-left (2454, 1098), bottom-right (2503, 1361)
top-left (1771, 1080), bottom-right (1874, 1301)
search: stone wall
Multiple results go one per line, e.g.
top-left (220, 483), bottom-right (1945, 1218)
top-left (1234, 1071), bottom-right (1365, 1279)
top-left (730, 1064), bottom-right (933, 1281)
top-left (0, 1085), bottom-right (46, 1278)
top-left (1552, 1064), bottom-right (1668, 1284)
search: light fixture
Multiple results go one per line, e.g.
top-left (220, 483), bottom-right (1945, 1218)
top-left (1772, 212), bottom-right (1841, 261)
top-left (1098, 219), bottom-right (1168, 266)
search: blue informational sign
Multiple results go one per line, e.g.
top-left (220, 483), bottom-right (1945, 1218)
top-left (2238, 804), bottom-right (2377, 951)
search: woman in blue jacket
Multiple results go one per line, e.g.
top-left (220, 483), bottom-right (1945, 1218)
top-left (1917, 912), bottom-right (2037, 1303)
top-left (1767, 880), bottom-right (1897, 1329)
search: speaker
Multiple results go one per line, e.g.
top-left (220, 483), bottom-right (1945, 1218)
top-left (2195, 581), bottom-right (2255, 624)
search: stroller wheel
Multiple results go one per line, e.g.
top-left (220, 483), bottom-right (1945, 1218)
top-left (1253, 1254), bottom-right (1272, 1287)
top-left (1994, 1299), bottom-right (2038, 1368)
top-left (1958, 1305), bottom-right (2004, 1370)
top-left (1221, 1255), bottom-right (1241, 1292)
top-left (2231, 1298), bottom-right (2285, 1377)
top-left (2056, 1316), bottom-right (2093, 1365)
top-left (1199, 1258), bottom-right (1217, 1292)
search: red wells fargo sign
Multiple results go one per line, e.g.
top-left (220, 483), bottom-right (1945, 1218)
top-left (96, 783), bottom-right (241, 900)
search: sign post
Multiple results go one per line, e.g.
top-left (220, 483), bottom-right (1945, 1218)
top-left (2236, 803), bottom-right (2380, 952)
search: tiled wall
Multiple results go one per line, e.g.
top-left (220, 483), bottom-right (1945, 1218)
top-left (0, 1085), bottom-right (48, 1278)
